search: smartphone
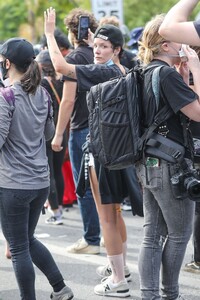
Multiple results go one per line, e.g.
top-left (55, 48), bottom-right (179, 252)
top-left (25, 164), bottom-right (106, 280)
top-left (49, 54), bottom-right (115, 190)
top-left (179, 45), bottom-right (188, 62)
top-left (78, 15), bottom-right (90, 41)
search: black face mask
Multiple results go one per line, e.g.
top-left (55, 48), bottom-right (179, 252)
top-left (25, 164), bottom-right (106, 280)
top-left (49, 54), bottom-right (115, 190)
top-left (0, 60), bottom-right (8, 80)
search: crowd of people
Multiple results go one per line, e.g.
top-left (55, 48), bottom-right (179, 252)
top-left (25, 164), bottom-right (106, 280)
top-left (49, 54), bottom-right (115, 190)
top-left (1, 0), bottom-right (200, 299)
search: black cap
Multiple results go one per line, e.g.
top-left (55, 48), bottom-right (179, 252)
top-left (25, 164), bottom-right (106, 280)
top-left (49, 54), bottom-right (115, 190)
top-left (36, 50), bottom-right (51, 64)
top-left (0, 37), bottom-right (35, 66)
top-left (94, 24), bottom-right (124, 48)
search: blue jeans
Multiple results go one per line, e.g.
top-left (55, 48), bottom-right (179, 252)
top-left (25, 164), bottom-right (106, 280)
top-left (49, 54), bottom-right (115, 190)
top-left (68, 128), bottom-right (100, 245)
top-left (0, 187), bottom-right (64, 300)
top-left (136, 159), bottom-right (195, 300)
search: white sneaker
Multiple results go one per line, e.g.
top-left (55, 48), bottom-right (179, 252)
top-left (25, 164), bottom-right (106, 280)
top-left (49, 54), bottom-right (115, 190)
top-left (121, 198), bottom-right (132, 211)
top-left (96, 264), bottom-right (131, 282)
top-left (66, 238), bottom-right (100, 254)
top-left (45, 215), bottom-right (63, 225)
top-left (94, 277), bottom-right (130, 297)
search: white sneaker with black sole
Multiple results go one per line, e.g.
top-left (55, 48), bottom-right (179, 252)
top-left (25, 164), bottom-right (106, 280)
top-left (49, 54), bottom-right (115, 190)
top-left (94, 277), bottom-right (130, 298)
top-left (96, 264), bottom-right (131, 282)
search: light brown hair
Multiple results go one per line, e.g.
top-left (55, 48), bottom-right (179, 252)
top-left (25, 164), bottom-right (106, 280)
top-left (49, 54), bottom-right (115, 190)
top-left (138, 14), bottom-right (166, 65)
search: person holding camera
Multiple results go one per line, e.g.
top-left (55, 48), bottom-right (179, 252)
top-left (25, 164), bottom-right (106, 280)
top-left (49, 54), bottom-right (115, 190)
top-left (184, 47), bottom-right (200, 273)
top-left (159, 0), bottom-right (200, 275)
top-left (135, 14), bottom-right (200, 300)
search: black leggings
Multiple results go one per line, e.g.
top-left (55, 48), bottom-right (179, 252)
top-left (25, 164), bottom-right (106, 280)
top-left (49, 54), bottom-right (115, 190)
top-left (46, 133), bottom-right (67, 210)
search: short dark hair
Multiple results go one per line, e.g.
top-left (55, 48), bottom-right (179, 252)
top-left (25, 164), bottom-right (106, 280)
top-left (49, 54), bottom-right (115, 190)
top-left (40, 28), bottom-right (71, 49)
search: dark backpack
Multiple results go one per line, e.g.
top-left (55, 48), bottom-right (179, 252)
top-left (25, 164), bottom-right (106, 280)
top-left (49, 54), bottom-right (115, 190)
top-left (87, 65), bottom-right (184, 170)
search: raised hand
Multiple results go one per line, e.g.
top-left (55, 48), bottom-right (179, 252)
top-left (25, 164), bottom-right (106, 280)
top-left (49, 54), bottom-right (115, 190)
top-left (44, 7), bottom-right (56, 37)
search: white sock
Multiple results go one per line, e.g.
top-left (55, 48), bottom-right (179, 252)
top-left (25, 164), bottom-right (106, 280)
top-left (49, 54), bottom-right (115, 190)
top-left (122, 241), bottom-right (127, 266)
top-left (107, 253), bottom-right (125, 283)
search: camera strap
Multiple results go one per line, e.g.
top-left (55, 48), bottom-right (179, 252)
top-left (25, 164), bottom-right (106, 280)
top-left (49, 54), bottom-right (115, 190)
top-left (180, 113), bottom-right (194, 160)
top-left (143, 65), bottom-right (185, 163)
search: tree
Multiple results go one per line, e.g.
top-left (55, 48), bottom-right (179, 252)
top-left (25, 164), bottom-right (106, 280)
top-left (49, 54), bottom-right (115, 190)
top-left (0, 0), bottom-right (199, 43)
top-left (124, 0), bottom-right (198, 30)
top-left (0, 0), bottom-right (90, 43)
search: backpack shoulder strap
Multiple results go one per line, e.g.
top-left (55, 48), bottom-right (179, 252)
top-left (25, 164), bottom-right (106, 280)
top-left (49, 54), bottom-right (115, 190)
top-left (151, 65), bottom-right (164, 110)
top-left (44, 76), bottom-right (61, 105)
top-left (139, 65), bottom-right (173, 144)
top-left (0, 86), bottom-right (15, 107)
top-left (41, 86), bottom-right (53, 119)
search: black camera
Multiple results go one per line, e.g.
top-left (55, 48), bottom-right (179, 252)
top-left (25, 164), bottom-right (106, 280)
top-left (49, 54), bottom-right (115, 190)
top-left (171, 167), bottom-right (200, 201)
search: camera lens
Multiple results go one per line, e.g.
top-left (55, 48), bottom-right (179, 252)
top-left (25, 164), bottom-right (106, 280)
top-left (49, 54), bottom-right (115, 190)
top-left (185, 177), bottom-right (200, 200)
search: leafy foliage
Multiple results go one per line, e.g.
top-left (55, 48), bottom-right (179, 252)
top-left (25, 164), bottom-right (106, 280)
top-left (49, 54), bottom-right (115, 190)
top-left (124, 0), bottom-right (199, 30)
top-left (0, 0), bottom-right (199, 44)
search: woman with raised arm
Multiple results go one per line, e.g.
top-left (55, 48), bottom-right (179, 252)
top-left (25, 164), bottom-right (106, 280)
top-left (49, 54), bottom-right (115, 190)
top-left (159, 0), bottom-right (200, 46)
top-left (44, 7), bottom-right (143, 298)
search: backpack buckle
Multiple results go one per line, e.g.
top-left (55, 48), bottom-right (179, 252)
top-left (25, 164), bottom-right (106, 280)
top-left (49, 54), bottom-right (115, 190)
top-left (158, 125), bottom-right (169, 137)
top-left (173, 150), bottom-right (182, 159)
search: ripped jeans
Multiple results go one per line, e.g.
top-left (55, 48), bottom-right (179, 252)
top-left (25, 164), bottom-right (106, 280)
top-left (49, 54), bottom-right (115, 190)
top-left (136, 159), bottom-right (195, 300)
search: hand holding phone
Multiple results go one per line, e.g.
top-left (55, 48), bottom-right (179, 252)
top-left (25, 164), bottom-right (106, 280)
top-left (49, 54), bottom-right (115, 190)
top-left (78, 16), bottom-right (90, 41)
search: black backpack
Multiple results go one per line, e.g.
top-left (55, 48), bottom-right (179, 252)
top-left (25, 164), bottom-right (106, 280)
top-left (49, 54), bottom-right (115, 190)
top-left (87, 65), bottom-right (185, 170)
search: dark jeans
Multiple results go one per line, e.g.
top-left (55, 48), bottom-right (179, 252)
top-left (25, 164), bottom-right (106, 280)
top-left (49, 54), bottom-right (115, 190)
top-left (0, 187), bottom-right (64, 300)
top-left (68, 128), bottom-right (100, 245)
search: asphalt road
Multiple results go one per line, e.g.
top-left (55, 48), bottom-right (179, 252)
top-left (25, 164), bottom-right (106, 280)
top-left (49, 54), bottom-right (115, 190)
top-left (0, 203), bottom-right (200, 300)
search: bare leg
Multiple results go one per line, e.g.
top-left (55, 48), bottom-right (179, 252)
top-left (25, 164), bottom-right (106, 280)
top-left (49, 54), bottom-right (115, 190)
top-left (5, 240), bottom-right (11, 259)
top-left (89, 166), bottom-right (127, 282)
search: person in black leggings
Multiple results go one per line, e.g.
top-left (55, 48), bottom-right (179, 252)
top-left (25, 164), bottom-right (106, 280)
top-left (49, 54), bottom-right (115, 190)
top-left (36, 49), bottom-right (67, 225)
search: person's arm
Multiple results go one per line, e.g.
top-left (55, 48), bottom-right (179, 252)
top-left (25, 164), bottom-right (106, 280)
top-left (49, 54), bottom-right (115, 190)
top-left (159, 0), bottom-right (200, 45)
top-left (51, 80), bottom-right (77, 151)
top-left (44, 7), bottom-right (77, 78)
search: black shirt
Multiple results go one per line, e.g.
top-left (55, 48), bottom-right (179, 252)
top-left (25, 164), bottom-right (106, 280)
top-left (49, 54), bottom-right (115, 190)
top-left (143, 60), bottom-right (198, 155)
top-left (62, 46), bottom-right (94, 131)
top-left (76, 64), bottom-right (124, 92)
